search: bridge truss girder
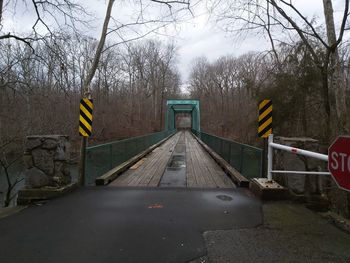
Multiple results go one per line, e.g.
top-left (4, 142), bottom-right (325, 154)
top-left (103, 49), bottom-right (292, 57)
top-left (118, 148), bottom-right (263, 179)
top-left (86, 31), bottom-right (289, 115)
top-left (165, 99), bottom-right (200, 131)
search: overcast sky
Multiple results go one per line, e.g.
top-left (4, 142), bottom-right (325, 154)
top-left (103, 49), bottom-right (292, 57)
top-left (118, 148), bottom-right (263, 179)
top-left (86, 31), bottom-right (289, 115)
top-left (2, 0), bottom-right (348, 84)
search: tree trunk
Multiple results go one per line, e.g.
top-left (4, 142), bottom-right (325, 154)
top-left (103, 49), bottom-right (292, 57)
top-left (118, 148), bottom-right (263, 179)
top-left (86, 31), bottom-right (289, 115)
top-left (79, 0), bottom-right (114, 185)
top-left (82, 0), bottom-right (115, 97)
top-left (4, 167), bottom-right (12, 207)
top-left (159, 92), bottom-right (164, 130)
top-left (0, 0), bottom-right (3, 25)
top-left (321, 67), bottom-right (331, 140)
top-left (323, 0), bottom-right (349, 136)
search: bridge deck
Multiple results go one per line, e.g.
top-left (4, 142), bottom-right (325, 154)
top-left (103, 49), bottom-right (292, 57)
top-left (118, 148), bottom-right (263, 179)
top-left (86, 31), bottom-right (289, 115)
top-left (109, 131), bottom-right (234, 188)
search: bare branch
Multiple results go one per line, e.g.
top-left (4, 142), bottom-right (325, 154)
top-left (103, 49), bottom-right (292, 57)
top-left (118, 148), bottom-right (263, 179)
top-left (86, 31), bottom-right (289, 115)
top-left (277, 0), bottom-right (328, 48)
top-left (82, 0), bottom-right (114, 96)
top-left (0, 33), bottom-right (34, 49)
top-left (336, 0), bottom-right (350, 46)
top-left (269, 0), bottom-right (321, 66)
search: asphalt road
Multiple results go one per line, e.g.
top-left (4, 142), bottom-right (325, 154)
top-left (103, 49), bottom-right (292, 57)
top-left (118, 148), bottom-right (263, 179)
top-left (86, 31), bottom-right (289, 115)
top-left (0, 187), bottom-right (261, 263)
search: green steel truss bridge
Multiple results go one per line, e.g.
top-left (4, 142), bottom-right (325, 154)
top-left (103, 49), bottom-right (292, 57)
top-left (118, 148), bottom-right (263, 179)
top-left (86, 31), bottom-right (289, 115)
top-left (165, 99), bottom-right (201, 131)
top-left (86, 99), bottom-right (262, 187)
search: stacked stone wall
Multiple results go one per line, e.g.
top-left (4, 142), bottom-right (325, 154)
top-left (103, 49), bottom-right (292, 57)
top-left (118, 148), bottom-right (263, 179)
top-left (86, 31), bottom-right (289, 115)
top-left (24, 135), bottom-right (71, 188)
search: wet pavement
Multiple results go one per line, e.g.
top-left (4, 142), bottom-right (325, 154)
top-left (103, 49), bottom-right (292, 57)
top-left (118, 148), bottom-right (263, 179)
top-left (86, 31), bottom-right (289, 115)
top-left (0, 187), bottom-right (261, 263)
top-left (159, 132), bottom-right (187, 187)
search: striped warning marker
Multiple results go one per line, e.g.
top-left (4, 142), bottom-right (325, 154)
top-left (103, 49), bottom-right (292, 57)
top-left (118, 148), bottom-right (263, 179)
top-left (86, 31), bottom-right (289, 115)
top-left (258, 99), bottom-right (272, 138)
top-left (79, 98), bottom-right (93, 137)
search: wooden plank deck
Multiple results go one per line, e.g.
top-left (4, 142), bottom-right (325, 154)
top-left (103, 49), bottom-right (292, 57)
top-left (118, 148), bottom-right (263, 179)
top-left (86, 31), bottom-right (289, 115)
top-left (185, 131), bottom-right (234, 188)
top-left (109, 132), bottom-right (181, 187)
top-left (109, 131), bottom-right (234, 188)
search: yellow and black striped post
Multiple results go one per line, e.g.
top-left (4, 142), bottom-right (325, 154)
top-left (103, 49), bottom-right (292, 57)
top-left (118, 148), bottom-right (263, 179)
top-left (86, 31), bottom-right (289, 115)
top-left (79, 98), bottom-right (93, 137)
top-left (258, 99), bottom-right (272, 138)
top-left (259, 99), bottom-right (272, 177)
top-left (78, 98), bottom-right (93, 186)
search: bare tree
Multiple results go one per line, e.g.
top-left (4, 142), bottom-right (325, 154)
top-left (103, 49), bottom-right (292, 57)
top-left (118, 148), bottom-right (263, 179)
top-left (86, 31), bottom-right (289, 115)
top-left (210, 0), bottom-right (350, 139)
top-left (0, 0), bottom-right (89, 47)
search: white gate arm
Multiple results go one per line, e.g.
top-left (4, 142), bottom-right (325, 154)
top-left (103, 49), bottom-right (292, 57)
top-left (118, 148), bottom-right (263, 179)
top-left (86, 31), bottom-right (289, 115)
top-left (267, 134), bottom-right (329, 181)
top-left (269, 142), bottom-right (328, 161)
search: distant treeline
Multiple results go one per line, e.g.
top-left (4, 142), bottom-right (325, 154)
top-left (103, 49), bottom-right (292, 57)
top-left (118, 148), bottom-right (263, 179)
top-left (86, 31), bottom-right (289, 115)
top-left (188, 41), bottom-right (350, 146)
top-left (0, 35), bottom-right (181, 151)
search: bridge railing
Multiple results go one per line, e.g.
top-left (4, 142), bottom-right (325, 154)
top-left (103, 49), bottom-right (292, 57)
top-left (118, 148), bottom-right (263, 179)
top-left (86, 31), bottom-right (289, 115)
top-left (192, 130), bottom-right (262, 179)
top-left (85, 129), bottom-right (176, 185)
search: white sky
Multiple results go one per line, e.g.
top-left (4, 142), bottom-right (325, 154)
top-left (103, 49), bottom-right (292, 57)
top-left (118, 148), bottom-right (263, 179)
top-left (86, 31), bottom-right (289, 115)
top-left (2, 0), bottom-right (349, 84)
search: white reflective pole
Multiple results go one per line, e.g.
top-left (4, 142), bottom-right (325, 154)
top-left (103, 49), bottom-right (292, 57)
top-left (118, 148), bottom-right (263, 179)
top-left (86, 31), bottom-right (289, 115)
top-left (269, 142), bottom-right (328, 161)
top-left (267, 134), bottom-right (274, 181)
top-left (271, 170), bottom-right (330, 175)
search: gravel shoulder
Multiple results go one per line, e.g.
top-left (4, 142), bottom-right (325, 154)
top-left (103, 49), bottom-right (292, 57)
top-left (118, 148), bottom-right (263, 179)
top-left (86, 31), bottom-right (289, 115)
top-left (203, 202), bottom-right (350, 263)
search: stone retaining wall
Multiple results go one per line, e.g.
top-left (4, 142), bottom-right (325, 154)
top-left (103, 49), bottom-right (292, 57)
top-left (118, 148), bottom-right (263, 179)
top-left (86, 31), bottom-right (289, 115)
top-left (23, 135), bottom-right (71, 188)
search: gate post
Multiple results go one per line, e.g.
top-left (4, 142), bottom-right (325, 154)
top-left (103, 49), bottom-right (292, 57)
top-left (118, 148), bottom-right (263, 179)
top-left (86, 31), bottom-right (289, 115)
top-left (267, 134), bottom-right (274, 181)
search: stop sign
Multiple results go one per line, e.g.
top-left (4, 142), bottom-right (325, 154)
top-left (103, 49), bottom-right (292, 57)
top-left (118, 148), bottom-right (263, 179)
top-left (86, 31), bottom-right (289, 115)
top-left (328, 136), bottom-right (350, 192)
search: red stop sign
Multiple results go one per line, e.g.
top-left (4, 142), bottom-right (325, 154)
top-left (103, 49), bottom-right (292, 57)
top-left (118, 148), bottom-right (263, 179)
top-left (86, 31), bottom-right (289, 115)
top-left (328, 136), bottom-right (350, 192)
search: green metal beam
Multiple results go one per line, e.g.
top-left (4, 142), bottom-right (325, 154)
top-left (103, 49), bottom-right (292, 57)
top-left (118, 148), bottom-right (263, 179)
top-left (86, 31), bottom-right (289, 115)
top-left (165, 99), bottom-right (200, 131)
top-left (166, 99), bottom-right (199, 105)
top-left (173, 109), bottom-right (193, 113)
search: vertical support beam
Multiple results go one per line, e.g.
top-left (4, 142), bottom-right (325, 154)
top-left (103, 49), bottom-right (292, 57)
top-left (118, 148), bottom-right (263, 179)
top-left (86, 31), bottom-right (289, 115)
top-left (165, 105), bottom-right (169, 131)
top-left (261, 138), bottom-right (267, 177)
top-left (170, 107), bottom-right (175, 130)
top-left (195, 109), bottom-right (197, 131)
top-left (79, 137), bottom-right (87, 186)
top-left (109, 144), bottom-right (113, 170)
top-left (190, 110), bottom-right (193, 130)
top-left (173, 108), bottom-right (176, 130)
top-left (191, 109), bottom-right (195, 130)
top-left (197, 101), bottom-right (200, 132)
top-left (239, 146), bottom-right (244, 173)
top-left (267, 134), bottom-right (274, 181)
top-left (192, 104), bottom-right (200, 131)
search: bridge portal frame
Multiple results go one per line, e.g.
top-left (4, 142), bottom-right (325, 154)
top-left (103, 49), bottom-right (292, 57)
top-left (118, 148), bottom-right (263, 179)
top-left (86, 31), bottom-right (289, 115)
top-left (165, 99), bottom-right (200, 131)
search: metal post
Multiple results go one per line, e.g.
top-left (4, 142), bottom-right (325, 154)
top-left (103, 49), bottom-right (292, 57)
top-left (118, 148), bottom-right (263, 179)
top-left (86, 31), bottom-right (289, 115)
top-left (228, 143), bottom-right (232, 167)
top-left (197, 102), bottom-right (200, 132)
top-left (165, 105), bottom-right (168, 131)
top-left (267, 134), bottom-right (274, 181)
top-left (79, 90), bottom-right (91, 186)
top-left (261, 138), bottom-right (267, 177)
top-left (239, 146), bottom-right (244, 173)
top-left (109, 144), bottom-right (113, 170)
top-left (79, 136), bottom-right (87, 186)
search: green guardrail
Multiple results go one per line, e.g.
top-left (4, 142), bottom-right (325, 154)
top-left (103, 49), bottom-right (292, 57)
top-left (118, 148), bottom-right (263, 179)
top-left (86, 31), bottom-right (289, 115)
top-left (192, 130), bottom-right (262, 179)
top-left (85, 130), bottom-right (176, 185)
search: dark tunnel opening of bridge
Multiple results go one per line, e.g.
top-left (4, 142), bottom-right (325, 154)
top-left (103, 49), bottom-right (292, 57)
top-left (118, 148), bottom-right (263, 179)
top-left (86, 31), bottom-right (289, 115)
top-left (176, 113), bottom-right (191, 129)
top-left (165, 99), bottom-right (200, 131)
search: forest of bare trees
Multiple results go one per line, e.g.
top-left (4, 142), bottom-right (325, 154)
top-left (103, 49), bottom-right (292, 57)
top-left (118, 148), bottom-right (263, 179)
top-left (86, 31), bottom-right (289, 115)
top-left (0, 35), bottom-right (181, 144)
top-left (0, 0), bottom-right (193, 206)
top-left (205, 0), bottom-right (350, 141)
top-left (189, 41), bottom-right (350, 146)
top-left (0, 34), bottom-right (181, 205)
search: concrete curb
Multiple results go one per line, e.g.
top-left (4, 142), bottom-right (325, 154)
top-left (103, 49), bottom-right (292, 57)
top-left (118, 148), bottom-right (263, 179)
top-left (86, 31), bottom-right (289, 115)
top-left (0, 206), bottom-right (27, 219)
top-left (17, 183), bottom-right (78, 205)
top-left (249, 178), bottom-right (287, 200)
top-left (95, 132), bottom-right (176, 186)
top-left (191, 133), bottom-right (250, 187)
